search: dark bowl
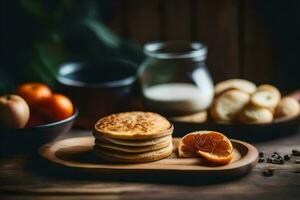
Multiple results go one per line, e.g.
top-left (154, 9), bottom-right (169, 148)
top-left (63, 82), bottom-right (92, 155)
top-left (56, 60), bottom-right (139, 129)
top-left (0, 109), bottom-right (78, 155)
top-left (171, 114), bottom-right (300, 142)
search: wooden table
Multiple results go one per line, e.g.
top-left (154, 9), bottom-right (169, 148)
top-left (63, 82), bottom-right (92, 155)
top-left (1, 129), bottom-right (300, 200)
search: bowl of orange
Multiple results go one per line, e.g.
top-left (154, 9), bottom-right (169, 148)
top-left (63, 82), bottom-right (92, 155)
top-left (0, 83), bottom-right (78, 155)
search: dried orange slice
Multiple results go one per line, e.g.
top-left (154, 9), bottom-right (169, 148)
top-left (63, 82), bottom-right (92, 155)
top-left (178, 131), bottom-right (233, 165)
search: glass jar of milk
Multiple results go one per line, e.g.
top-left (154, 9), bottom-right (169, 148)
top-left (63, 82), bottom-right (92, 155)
top-left (138, 41), bottom-right (214, 117)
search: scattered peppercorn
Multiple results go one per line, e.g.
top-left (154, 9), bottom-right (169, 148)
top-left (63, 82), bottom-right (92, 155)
top-left (267, 157), bottom-right (273, 163)
top-left (284, 154), bottom-right (290, 161)
top-left (271, 154), bottom-right (279, 159)
top-left (275, 159), bottom-right (284, 165)
top-left (266, 154), bottom-right (284, 165)
top-left (258, 149), bottom-right (300, 167)
top-left (292, 149), bottom-right (300, 156)
top-left (263, 168), bottom-right (275, 177)
top-left (259, 152), bottom-right (264, 158)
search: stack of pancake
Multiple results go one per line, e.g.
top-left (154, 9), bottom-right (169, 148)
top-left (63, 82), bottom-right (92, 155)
top-left (93, 112), bottom-right (173, 163)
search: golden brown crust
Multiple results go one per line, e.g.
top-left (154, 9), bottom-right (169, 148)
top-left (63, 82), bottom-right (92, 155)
top-left (94, 112), bottom-right (173, 139)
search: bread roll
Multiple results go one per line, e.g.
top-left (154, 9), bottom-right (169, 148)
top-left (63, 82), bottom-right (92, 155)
top-left (210, 90), bottom-right (250, 122)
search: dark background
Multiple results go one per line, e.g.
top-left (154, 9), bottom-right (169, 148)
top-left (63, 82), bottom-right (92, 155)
top-left (1, 0), bottom-right (300, 93)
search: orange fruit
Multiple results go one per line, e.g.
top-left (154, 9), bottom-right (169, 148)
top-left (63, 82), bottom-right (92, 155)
top-left (178, 131), bottom-right (233, 165)
top-left (38, 93), bottom-right (74, 122)
top-left (16, 82), bottom-right (52, 107)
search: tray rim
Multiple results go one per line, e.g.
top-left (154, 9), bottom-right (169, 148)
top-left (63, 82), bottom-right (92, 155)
top-left (39, 136), bottom-right (259, 173)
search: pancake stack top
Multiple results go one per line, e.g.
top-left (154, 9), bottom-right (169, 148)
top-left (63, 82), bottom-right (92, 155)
top-left (93, 111), bottom-right (173, 163)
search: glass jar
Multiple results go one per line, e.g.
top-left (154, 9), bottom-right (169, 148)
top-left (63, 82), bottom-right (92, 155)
top-left (138, 41), bottom-right (214, 117)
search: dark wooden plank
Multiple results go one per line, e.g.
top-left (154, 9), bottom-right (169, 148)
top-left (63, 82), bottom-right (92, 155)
top-left (1, 192), bottom-right (300, 200)
top-left (0, 164), bottom-right (300, 199)
top-left (241, 0), bottom-right (273, 84)
top-left (163, 0), bottom-right (192, 40)
top-left (124, 0), bottom-right (162, 44)
top-left (1, 161), bottom-right (300, 195)
top-left (194, 0), bottom-right (240, 83)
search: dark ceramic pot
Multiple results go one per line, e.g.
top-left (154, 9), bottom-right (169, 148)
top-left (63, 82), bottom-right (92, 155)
top-left (56, 60), bottom-right (139, 129)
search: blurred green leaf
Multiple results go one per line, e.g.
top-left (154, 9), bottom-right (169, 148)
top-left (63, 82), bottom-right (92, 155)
top-left (26, 33), bottom-right (68, 87)
top-left (20, 0), bottom-right (71, 27)
top-left (84, 19), bottom-right (121, 49)
top-left (8, 0), bottom-right (145, 85)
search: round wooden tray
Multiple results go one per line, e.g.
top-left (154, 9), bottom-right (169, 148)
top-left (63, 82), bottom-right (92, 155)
top-left (39, 137), bottom-right (258, 177)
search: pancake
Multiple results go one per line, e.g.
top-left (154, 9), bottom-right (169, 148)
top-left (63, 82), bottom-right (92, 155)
top-left (93, 133), bottom-right (172, 147)
top-left (94, 112), bottom-right (173, 140)
top-left (94, 137), bottom-right (172, 153)
top-left (94, 143), bottom-right (173, 163)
